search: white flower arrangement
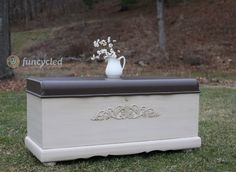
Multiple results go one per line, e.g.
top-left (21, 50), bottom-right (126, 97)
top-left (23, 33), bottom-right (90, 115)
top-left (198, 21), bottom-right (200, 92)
top-left (91, 36), bottom-right (120, 61)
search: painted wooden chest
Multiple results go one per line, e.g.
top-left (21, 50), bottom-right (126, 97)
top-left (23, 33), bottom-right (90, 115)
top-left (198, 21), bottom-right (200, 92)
top-left (25, 77), bottom-right (201, 164)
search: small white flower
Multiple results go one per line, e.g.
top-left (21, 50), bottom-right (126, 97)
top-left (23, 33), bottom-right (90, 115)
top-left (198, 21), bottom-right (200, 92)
top-left (107, 36), bottom-right (111, 43)
top-left (109, 43), bottom-right (113, 48)
top-left (92, 36), bottom-right (123, 62)
top-left (110, 48), bottom-right (114, 53)
top-left (93, 41), bottom-right (99, 47)
top-left (99, 40), bottom-right (107, 46)
top-left (91, 54), bottom-right (96, 60)
top-left (97, 50), bottom-right (101, 55)
top-left (100, 49), bottom-right (107, 54)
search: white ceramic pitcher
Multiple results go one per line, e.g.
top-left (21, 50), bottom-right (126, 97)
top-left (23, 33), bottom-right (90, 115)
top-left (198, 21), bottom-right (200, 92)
top-left (105, 56), bottom-right (126, 79)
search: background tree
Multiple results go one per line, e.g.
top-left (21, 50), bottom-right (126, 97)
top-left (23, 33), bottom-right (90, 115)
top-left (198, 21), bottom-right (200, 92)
top-left (120, 0), bottom-right (137, 11)
top-left (157, 0), bottom-right (168, 61)
top-left (0, 0), bottom-right (13, 79)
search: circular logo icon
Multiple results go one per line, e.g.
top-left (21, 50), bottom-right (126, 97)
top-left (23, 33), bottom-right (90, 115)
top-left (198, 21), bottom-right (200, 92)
top-left (6, 55), bottom-right (20, 69)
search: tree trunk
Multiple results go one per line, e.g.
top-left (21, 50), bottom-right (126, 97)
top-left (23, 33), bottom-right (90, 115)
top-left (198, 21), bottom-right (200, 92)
top-left (157, 0), bottom-right (168, 61)
top-left (0, 0), bottom-right (13, 79)
top-left (30, 0), bottom-right (36, 18)
top-left (24, 0), bottom-right (30, 25)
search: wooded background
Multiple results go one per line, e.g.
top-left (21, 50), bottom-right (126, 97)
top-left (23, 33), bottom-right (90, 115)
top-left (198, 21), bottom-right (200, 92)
top-left (0, 0), bottom-right (12, 78)
top-left (8, 0), bottom-right (181, 25)
top-left (0, 0), bottom-right (235, 89)
top-left (0, 0), bottom-right (235, 82)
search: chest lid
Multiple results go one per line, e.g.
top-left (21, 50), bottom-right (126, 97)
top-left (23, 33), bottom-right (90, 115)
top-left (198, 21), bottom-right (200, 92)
top-left (26, 77), bottom-right (200, 98)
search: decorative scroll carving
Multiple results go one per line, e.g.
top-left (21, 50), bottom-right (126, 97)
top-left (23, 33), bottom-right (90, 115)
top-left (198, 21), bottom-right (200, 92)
top-left (91, 105), bottom-right (160, 121)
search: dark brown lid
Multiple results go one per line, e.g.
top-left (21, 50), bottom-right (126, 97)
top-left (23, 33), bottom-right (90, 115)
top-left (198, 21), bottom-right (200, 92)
top-left (26, 77), bottom-right (200, 98)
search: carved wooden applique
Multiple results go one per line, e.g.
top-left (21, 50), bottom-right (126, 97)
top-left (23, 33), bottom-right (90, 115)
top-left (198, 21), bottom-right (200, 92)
top-left (91, 105), bottom-right (160, 121)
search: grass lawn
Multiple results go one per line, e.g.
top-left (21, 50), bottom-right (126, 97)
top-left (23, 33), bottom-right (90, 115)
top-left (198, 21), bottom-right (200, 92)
top-left (0, 87), bottom-right (235, 171)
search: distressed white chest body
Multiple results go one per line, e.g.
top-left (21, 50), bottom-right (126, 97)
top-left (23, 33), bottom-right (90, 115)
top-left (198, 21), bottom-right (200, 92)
top-left (25, 77), bottom-right (201, 164)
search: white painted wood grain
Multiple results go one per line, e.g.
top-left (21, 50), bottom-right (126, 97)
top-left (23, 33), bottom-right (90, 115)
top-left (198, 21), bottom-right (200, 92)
top-left (27, 93), bottom-right (199, 149)
top-left (27, 94), bottom-right (43, 147)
